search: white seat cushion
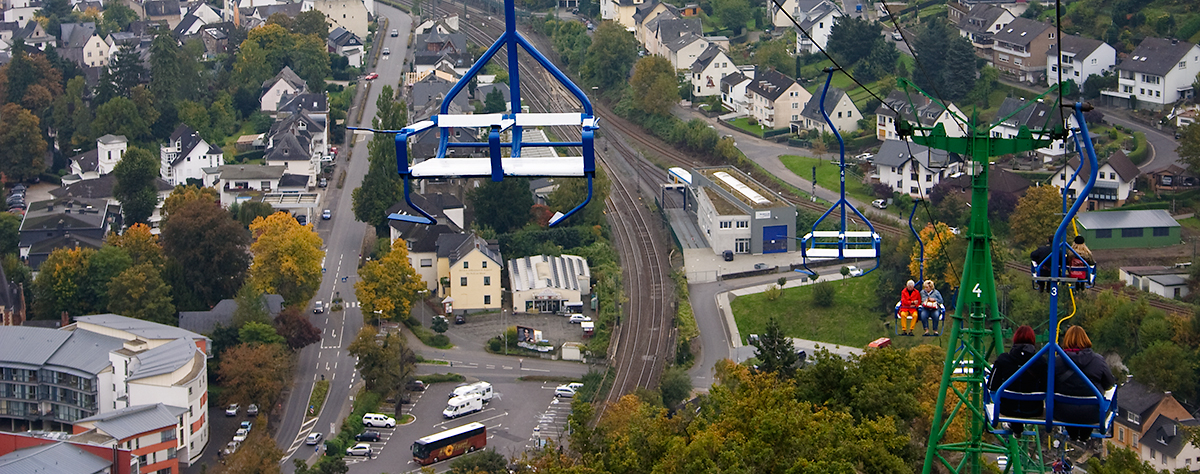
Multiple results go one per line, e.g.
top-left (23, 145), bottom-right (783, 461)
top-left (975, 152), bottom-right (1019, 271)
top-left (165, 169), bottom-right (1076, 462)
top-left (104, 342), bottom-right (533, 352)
top-left (515, 113), bottom-right (584, 126)
top-left (436, 114), bottom-right (512, 129)
top-left (410, 157), bottom-right (586, 178)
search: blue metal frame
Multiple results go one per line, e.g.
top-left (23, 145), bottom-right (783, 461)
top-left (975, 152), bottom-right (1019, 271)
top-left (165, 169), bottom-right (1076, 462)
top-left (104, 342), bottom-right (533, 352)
top-left (1030, 125), bottom-right (1096, 289)
top-left (800, 68), bottom-right (881, 276)
top-left (988, 103), bottom-right (1116, 436)
top-left (909, 200), bottom-right (924, 282)
top-left (350, 0), bottom-right (597, 227)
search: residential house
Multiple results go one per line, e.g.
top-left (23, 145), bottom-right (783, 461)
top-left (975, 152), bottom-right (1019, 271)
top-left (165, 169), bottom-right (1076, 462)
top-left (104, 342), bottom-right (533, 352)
top-left (793, 86), bottom-right (859, 134)
top-left (265, 111), bottom-right (326, 181)
top-left (60, 22), bottom-right (109, 68)
top-left (0, 432), bottom-right (134, 474)
top-left (689, 44), bottom-right (736, 97)
top-left (18, 197), bottom-right (118, 270)
top-left (68, 134), bottom-right (128, 182)
top-left (874, 89), bottom-right (967, 141)
top-left (49, 174), bottom-right (174, 233)
top-left (1148, 164), bottom-right (1198, 194)
top-left (1119, 266), bottom-right (1191, 300)
top-left (1103, 38), bottom-right (1200, 110)
top-left (388, 194), bottom-right (465, 292)
top-left (327, 26), bottom-right (363, 68)
top-left (790, 0), bottom-right (841, 55)
top-left (412, 32), bottom-right (471, 75)
top-left (692, 166), bottom-right (796, 255)
top-left (1046, 33), bottom-right (1116, 89)
top-left (0, 326), bottom-right (126, 429)
top-left (73, 0), bottom-right (105, 13)
top-left (746, 68), bottom-right (811, 129)
top-left (2, 0), bottom-right (39, 24)
top-left (509, 255), bottom-right (591, 314)
top-left (1110, 379), bottom-right (1195, 461)
top-left (178, 294), bottom-right (284, 335)
top-left (645, 15), bottom-right (704, 68)
top-left (603, 0), bottom-right (653, 31)
top-left (143, 0), bottom-right (184, 29)
top-left (771, 0), bottom-right (837, 32)
top-left (313, 0), bottom-right (369, 39)
top-left (207, 164), bottom-right (287, 206)
top-left (199, 26), bottom-right (228, 58)
top-left (71, 403), bottom-right (188, 474)
top-left (160, 124), bottom-right (224, 187)
top-left (1075, 209), bottom-right (1180, 250)
top-left (1050, 150), bottom-right (1140, 210)
top-left (414, 16), bottom-right (459, 35)
top-left (278, 92), bottom-right (329, 126)
top-left (720, 67), bottom-right (755, 116)
top-left (436, 233), bottom-right (502, 313)
top-left (991, 18), bottom-right (1055, 84)
top-left (954, 3), bottom-right (1015, 59)
top-left (663, 33), bottom-right (711, 70)
top-left (633, 1), bottom-right (676, 45)
top-left (260, 66), bottom-right (308, 113)
top-left (872, 139), bottom-right (964, 198)
top-left (13, 20), bottom-right (55, 50)
top-left (991, 97), bottom-right (1073, 160)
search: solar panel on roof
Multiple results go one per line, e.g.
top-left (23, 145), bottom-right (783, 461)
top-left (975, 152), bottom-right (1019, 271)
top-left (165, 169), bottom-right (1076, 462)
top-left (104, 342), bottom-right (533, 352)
top-left (713, 171), bottom-right (770, 205)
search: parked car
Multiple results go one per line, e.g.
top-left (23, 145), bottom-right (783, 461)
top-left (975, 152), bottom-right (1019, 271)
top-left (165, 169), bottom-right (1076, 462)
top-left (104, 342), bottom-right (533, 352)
top-left (346, 443), bottom-right (373, 456)
top-left (390, 29), bottom-right (398, 36)
top-left (568, 314), bottom-right (591, 324)
top-left (225, 404), bottom-right (239, 416)
top-left (223, 441), bottom-right (239, 456)
top-left (240, 421), bottom-right (253, 432)
top-left (247, 404), bottom-right (258, 416)
top-left (405, 380), bottom-right (427, 391)
top-left (296, 214), bottom-right (307, 225)
top-left (723, 250), bottom-right (734, 261)
top-left (892, 31), bottom-right (903, 40)
top-left (306, 432), bottom-right (323, 445)
top-left (948, 227), bottom-right (961, 235)
top-left (233, 428), bottom-right (248, 443)
top-left (566, 382), bottom-right (584, 391)
top-left (362, 413), bottom-right (395, 428)
top-left (314, 301), bottom-right (324, 314)
top-left (364, 73), bottom-right (379, 80)
top-left (382, 47), bottom-right (390, 55)
top-left (355, 430), bottom-right (382, 442)
top-left (871, 199), bottom-right (887, 209)
top-left (754, 263), bottom-right (770, 270)
top-left (318, 177), bottom-right (328, 188)
top-left (854, 153), bottom-right (874, 162)
top-left (554, 385), bottom-right (576, 398)
top-left (455, 314), bottom-right (465, 324)
top-left (322, 209), bottom-right (332, 220)
top-left (847, 266), bottom-right (864, 277)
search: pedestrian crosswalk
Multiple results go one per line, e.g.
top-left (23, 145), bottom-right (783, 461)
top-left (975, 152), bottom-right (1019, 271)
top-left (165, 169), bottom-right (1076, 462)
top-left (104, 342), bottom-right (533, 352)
top-left (344, 301), bottom-right (360, 308)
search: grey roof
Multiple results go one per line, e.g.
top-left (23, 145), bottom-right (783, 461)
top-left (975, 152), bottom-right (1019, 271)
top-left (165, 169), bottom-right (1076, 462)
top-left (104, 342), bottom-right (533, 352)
top-left (412, 33), bottom-right (471, 68)
top-left (19, 196), bottom-right (110, 232)
top-left (1062, 150), bottom-right (1140, 184)
top-left (795, 1), bottom-right (837, 32)
top-left (51, 174), bottom-right (172, 200)
top-left (874, 139), bottom-right (963, 170)
top-left (1147, 274), bottom-right (1188, 287)
top-left (265, 132), bottom-right (308, 162)
top-left (75, 403), bottom-right (186, 441)
top-left (721, 71), bottom-right (748, 88)
top-left (1121, 37), bottom-right (1198, 77)
top-left (172, 13), bottom-right (203, 38)
top-left (128, 337), bottom-right (198, 381)
top-left (97, 134), bottom-right (125, 145)
top-left (690, 44), bottom-right (723, 73)
top-left (659, 19), bottom-right (703, 50)
top-left (435, 233), bottom-right (501, 266)
top-left (994, 97), bottom-right (1066, 130)
top-left (957, 4), bottom-right (1009, 36)
top-left (875, 89), bottom-right (955, 127)
top-left (328, 26), bottom-right (362, 48)
top-left (178, 294), bottom-right (284, 335)
top-left (940, 166), bottom-right (1031, 195)
top-left (59, 22), bottom-right (97, 49)
top-left (262, 65), bottom-right (307, 94)
top-left (218, 164), bottom-right (286, 180)
top-left (799, 86), bottom-right (848, 122)
top-left (70, 149), bottom-right (99, 173)
top-left (747, 68), bottom-right (796, 102)
top-left (0, 441), bottom-right (110, 474)
top-left (167, 124), bottom-right (213, 166)
top-left (45, 328), bottom-right (125, 375)
top-left (1046, 33), bottom-right (1105, 58)
top-left (74, 313), bottom-right (206, 342)
top-left (279, 92), bottom-right (328, 114)
top-left (991, 17), bottom-right (1051, 47)
top-left (1145, 414), bottom-right (1200, 458)
top-left (1076, 209), bottom-right (1179, 230)
top-left (144, 0), bottom-right (181, 17)
top-left (0, 326), bottom-right (72, 367)
top-left (476, 83), bottom-right (511, 104)
top-left (278, 173), bottom-right (310, 187)
top-left (1116, 379), bottom-right (1164, 419)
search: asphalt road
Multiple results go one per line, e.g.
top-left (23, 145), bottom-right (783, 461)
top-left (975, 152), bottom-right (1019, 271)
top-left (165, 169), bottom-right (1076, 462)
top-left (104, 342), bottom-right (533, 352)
top-left (274, 5), bottom-right (414, 471)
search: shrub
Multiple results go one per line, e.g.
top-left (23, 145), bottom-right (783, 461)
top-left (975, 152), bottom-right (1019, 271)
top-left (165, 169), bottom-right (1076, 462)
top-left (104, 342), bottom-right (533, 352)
top-left (812, 281), bottom-right (836, 307)
top-left (488, 337), bottom-right (502, 352)
top-left (777, 277), bottom-right (787, 287)
top-left (429, 334), bottom-right (450, 347)
top-left (764, 284), bottom-right (782, 301)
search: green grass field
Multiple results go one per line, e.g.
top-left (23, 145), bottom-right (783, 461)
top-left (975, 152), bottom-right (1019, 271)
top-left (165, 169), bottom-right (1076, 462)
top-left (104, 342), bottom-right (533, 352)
top-left (728, 117), bottom-right (772, 137)
top-left (780, 155), bottom-right (875, 203)
top-left (730, 273), bottom-right (945, 349)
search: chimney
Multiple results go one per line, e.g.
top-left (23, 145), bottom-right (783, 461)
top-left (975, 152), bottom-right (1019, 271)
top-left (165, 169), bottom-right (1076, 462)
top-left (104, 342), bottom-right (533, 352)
top-left (61, 311), bottom-right (69, 328)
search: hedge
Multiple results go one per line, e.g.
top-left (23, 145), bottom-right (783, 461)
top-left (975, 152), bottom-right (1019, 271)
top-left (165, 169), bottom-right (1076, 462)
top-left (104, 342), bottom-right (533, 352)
top-left (1127, 131), bottom-right (1149, 165)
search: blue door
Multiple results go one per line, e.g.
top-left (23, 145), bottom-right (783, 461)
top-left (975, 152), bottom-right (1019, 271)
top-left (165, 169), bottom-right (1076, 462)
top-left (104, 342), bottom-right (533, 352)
top-left (762, 225), bottom-right (787, 254)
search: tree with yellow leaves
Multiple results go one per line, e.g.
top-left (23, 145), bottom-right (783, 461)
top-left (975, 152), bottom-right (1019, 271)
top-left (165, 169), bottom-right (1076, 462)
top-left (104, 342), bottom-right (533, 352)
top-left (355, 239), bottom-right (426, 322)
top-left (910, 222), bottom-right (966, 287)
top-left (106, 222), bottom-right (163, 266)
top-left (161, 184), bottom-right (219, 219)
top-left (1010, 184), bottom-right (1064, 248)
top-left (247, 212), bottom-right (324, 306)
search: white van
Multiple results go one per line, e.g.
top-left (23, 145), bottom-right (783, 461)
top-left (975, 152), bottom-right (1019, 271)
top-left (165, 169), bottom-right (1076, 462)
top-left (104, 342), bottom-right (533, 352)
top-left (361, 413), bottom-right (395, 428)
top-left (448, 381), bottom-right (493, 402)
top-left (443, 394), bottom-right (484, 419)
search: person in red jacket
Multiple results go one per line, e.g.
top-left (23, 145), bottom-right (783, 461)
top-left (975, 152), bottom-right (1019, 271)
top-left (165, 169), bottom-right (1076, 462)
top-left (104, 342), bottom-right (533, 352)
top-left (899, 280), bottom-right (921, 336)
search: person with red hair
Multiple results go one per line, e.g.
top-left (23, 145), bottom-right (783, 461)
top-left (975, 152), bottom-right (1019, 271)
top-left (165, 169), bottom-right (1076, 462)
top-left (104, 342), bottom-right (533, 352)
top-left (988, 325), bottom-right (1046, 435)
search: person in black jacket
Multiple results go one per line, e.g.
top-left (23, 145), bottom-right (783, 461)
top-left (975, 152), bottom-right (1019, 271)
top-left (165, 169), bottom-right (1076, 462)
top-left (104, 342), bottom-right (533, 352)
top-left (1055, 325), bottom-right (1116, 442)
top-left (1030, 238), bottom-right (1054, 292)
top-left (988, 325), bottom-right (1046, 435)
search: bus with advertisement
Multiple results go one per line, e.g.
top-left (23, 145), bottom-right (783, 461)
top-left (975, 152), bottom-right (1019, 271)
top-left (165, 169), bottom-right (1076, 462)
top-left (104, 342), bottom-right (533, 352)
top-left (411, 422), bottom-right (486, 465)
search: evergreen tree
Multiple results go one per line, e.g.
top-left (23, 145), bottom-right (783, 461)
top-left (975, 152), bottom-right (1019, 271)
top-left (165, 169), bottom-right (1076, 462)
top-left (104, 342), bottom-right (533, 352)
top-left (752, 316), bottom-right (798, 377)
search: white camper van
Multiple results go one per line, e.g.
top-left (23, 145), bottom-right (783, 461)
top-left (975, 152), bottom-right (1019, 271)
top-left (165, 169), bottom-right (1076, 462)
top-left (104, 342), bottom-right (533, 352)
top-left (448, 381), bottom-right (493, 402)
top-left (443, 394), bottom-right (484, 419)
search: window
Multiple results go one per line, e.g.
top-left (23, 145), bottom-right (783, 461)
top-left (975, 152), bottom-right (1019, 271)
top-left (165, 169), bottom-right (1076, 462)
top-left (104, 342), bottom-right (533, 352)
top-left (1134, 433), bottom-right (1139, 447)
top-left (484, 295), bottom-right (491, 304)
top-left (896, 181), bottom-right (902, 189)
top-left (734, 238), bottom-right (750, 253)
top-left (925, 188), bottom-right (931, 195)
top-left (1123, 85), bottom-right (1133, 93)
top-left (1153, 227), bottom-right (1170, 237)
top-left (1092, 58), bottom-right (1097, 64)
top-left (420, 258), bottom-right (432, 267)
top-left (792, 114), bottom-right (798, 120)
top-left (719, 221), bottom-right (731, 229)
top-left (910, 186), bottom-right (918, 194)
top-left (792, 103), bottom-right (797, 109)
top-left (1119, 427), bottom-right (1125, 442)
top-left (1175, 288), bottom-right (1181, 298)
top-left (910, 173), bottom-right (918, 180)
top-left (736, 220), bottom-right (748, 228)
top-left (463, 261), bottom-right (468, 269)
top-left (1156, 90), bottom-right (1161, 97)
top-left (484, 276), bottom-right (491, 286)
top-left (1060, 173), bottom-right (1066, 180)
top-left (1129, 412), bottom-right (1140, 423)
top-left (1140, 88), bottom-right (1145, 95)
top-left (1122, 228), bottom-right (1143, 238)
top-left (837, 112), bottom-right (842, 118)
top-left (482, 261), bottom-right (487, 268)
top-left (1096, 229), bottom-right (1113, 238)
top-left (1181, 61), bottom-right (1188, 69)
top-left (925, 174), bottom-right (932, 182)
top-left (460, 277), bottom-right (467, 286)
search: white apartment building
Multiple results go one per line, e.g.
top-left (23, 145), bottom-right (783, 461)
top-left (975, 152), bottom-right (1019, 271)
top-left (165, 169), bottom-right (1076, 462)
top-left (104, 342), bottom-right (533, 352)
top-left (873, 139), bottom-right (963, 198)
top-left (1103, 37), bottom-right (1200, 110)
top-left (1046, 34), bottom-right (1116, 89)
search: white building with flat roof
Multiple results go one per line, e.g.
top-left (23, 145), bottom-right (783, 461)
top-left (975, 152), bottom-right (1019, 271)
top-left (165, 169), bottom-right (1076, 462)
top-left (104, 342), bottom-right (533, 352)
top-left (509, 254), bottom-right (591, 314)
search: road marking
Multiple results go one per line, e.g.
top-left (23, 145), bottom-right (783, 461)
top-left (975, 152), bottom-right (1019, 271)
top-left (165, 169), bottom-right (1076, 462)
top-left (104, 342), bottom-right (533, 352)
top-left (520, 367), bottom-right (550, 372)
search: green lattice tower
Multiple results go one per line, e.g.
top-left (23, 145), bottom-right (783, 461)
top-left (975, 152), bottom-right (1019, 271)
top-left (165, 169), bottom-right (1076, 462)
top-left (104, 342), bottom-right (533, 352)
top-left (895, 79), bottom-right (1062, 474)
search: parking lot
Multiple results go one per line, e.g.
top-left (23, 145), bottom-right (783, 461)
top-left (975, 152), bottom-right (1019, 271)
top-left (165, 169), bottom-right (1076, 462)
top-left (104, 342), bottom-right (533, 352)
top-left (346, 378), bottom-right (575, 473)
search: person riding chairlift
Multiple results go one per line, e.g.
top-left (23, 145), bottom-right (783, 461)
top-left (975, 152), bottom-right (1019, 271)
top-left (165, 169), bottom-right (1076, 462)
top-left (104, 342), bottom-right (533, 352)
top-left (988, 325), bottom-right (1046, 436)
top-left (898, 280), bottom-right (921, 336)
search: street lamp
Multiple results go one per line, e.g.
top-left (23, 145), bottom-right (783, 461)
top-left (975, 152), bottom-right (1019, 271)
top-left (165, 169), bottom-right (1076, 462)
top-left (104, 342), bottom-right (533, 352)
top-left (373, 310), bottom-right (382, 327)
top-left (503, 309), bottom-right (509, 355)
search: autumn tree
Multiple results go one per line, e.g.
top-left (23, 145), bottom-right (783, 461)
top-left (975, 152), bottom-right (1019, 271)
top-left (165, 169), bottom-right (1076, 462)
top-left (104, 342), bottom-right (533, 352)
top-left (162, 184), bottom-right (219, 219)
top-left (0, 103), bottom-right (47, 182)
top-left (107, 223), bottom-right (164, 266)
top-left (348, 326), bottom-right (416, 398)
top-left (161, 199), bottom-right (250, 309)
top-left (248, 212), bottom-right (325, 306)
top-left (218, 343), bottom-right (291, 409)
top-left (1127, 340), bottom-right (1197, 400)
top-left (233, 201), bottom-right (277, 228)
top-left (630, 56), bottom-right (677, 116)
top-left (32, 247), bottom-right (97, 319)
top-left (222, 414), bottom-right (284, 474)
top-left (910, 222), bottom-right (966, 287)
top-left (239, 321), bottom-right (286, 346)
top-left (1009, 184), bottom-right (1064, 248)
top-left (355, 239), bottom-right (426, 322)
top-left (112, 146), bottom-right (160, 226)
top-left (107, 263), bottom-right (175, 325)
top-left (275, 307), bottom-right (321, 351)
top-left (1181, 123), bottom-right (1200, 174)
